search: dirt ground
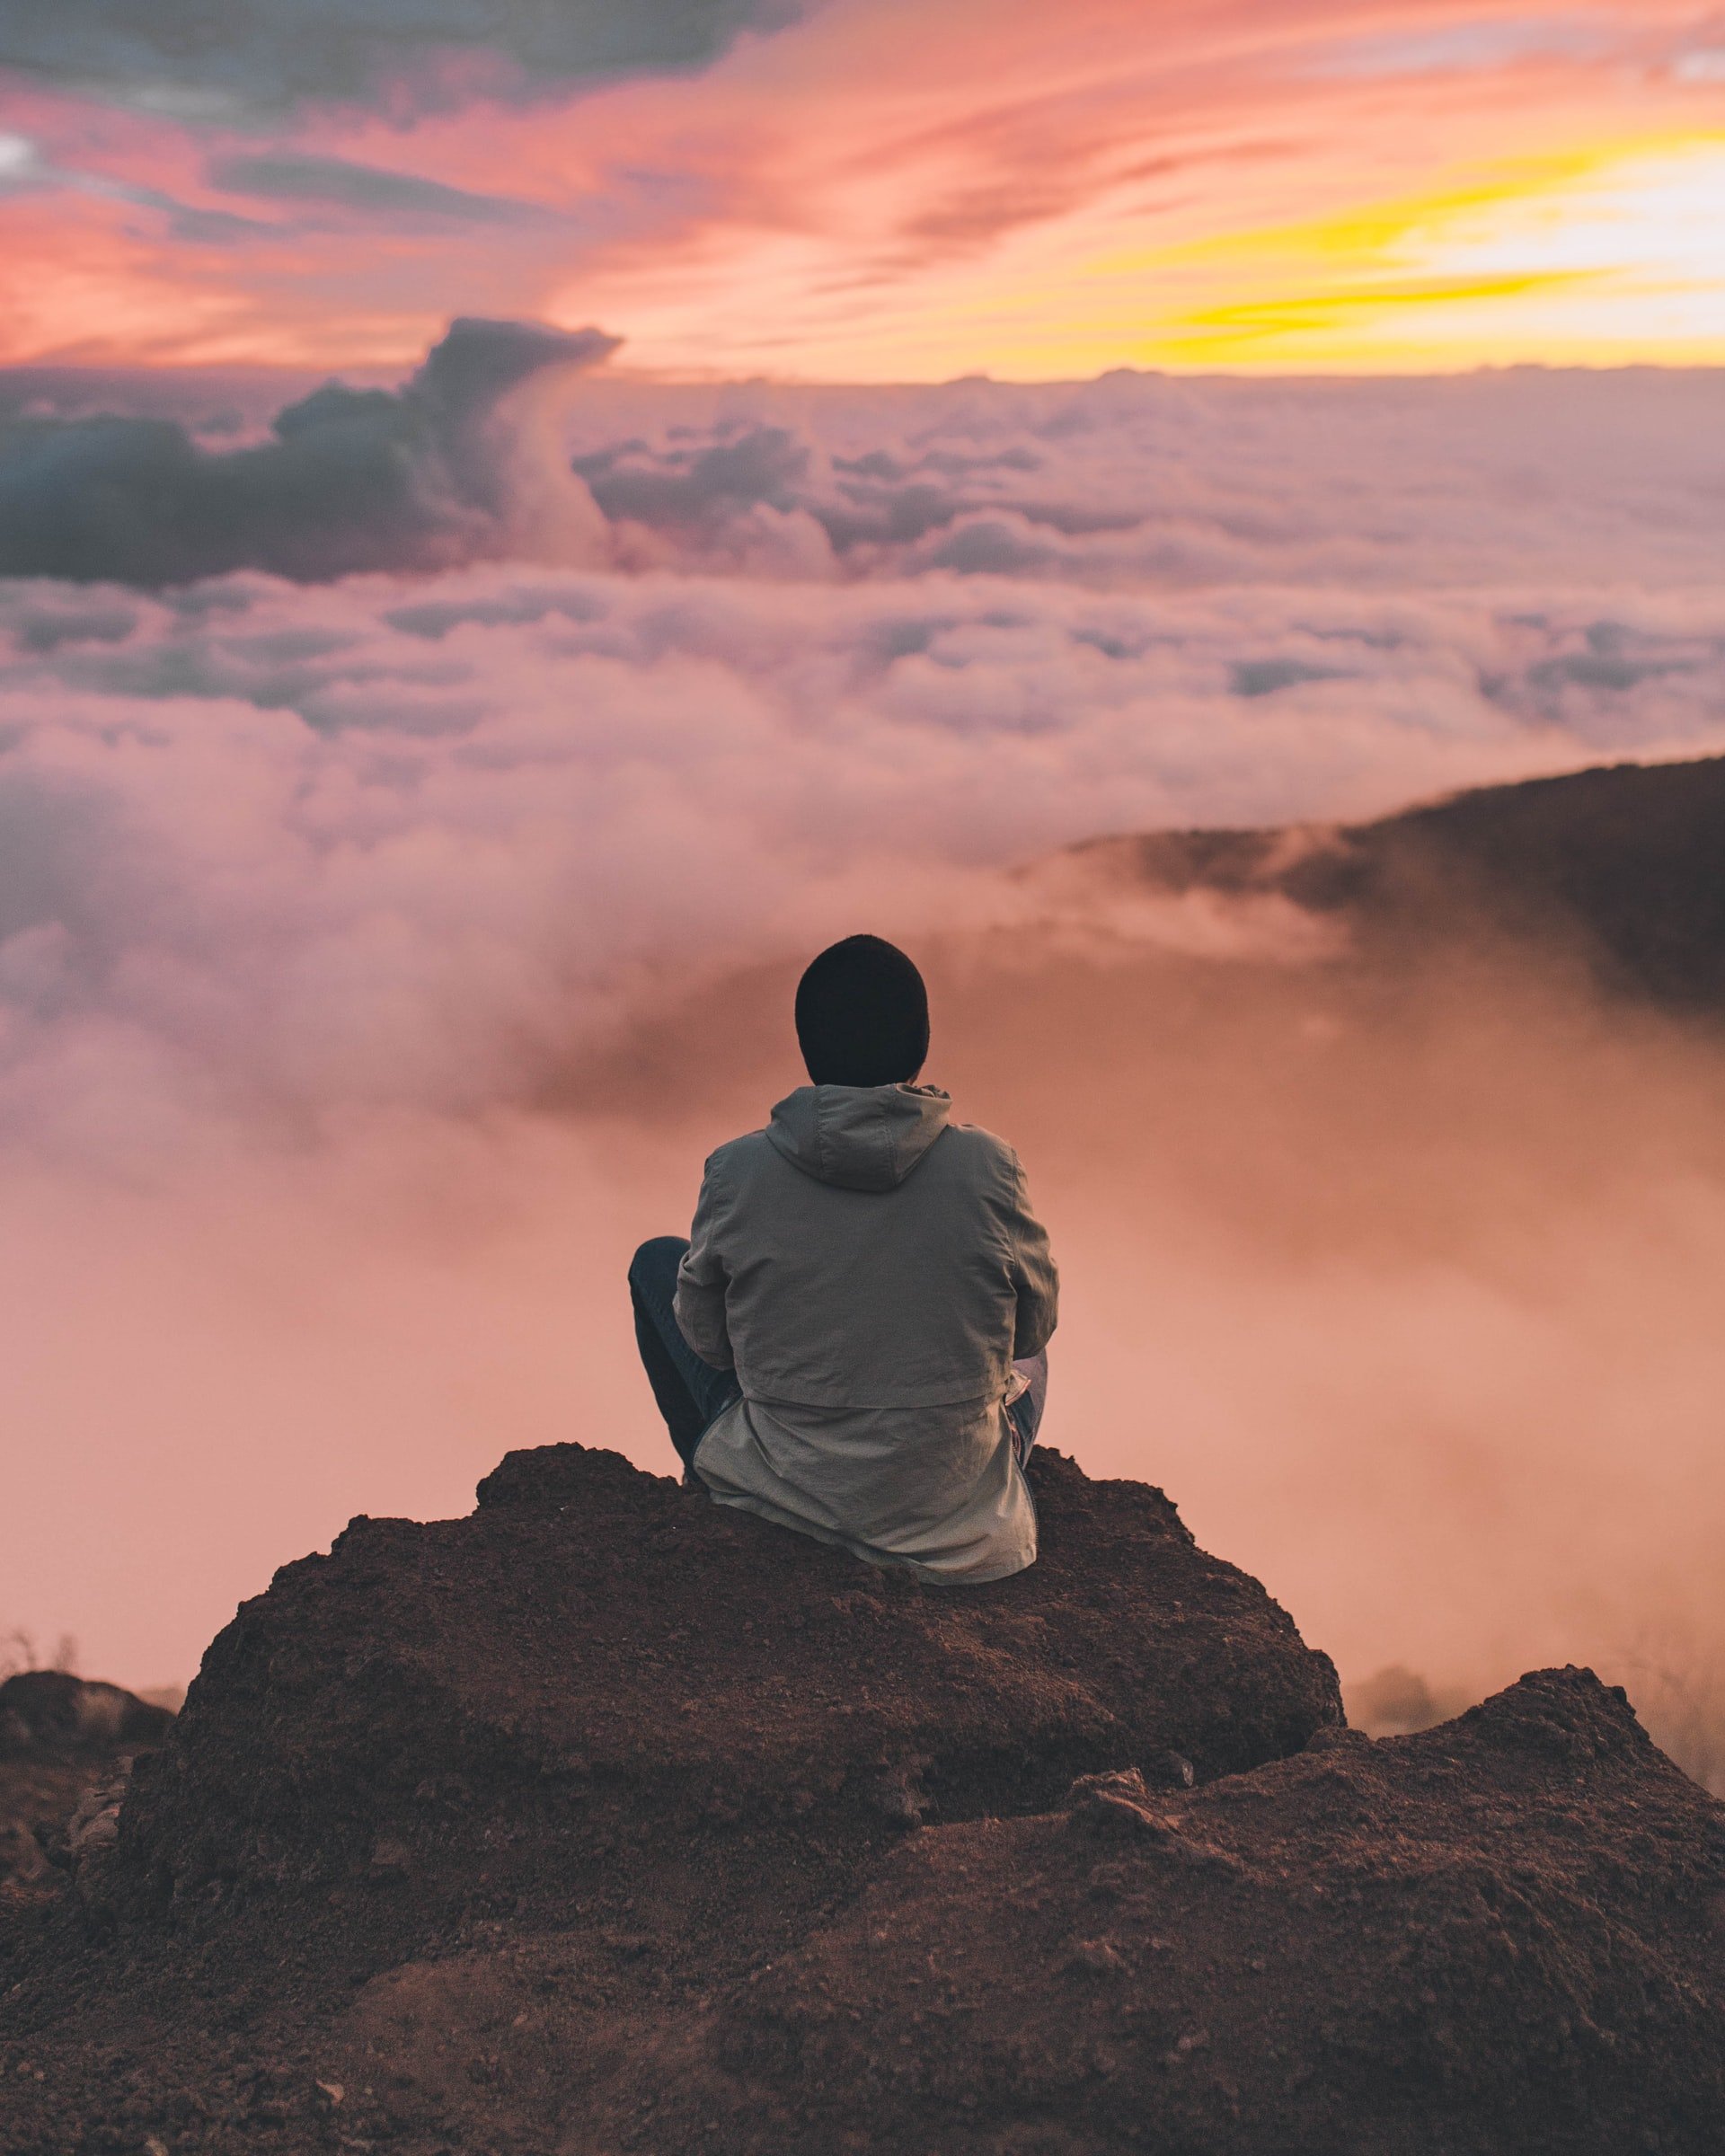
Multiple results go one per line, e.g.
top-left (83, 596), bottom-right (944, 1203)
top-left (1, 1445), bottom-right (1720, 2153)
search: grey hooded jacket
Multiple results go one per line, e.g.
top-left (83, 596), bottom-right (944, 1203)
top-left (674, 1083), bottom-right (1057, 1582)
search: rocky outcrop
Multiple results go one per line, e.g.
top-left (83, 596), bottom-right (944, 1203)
top-left (118, 1443), bottom-right (1340, 1926)
top-left (686, 1666), bottom-right (1725, 2154)
top-left (0, 1673), bottom-right (173, 1760)
top-left (0, 1674), bottom-right (173, 1895)
top-left (3, 1446), bottom-right (1721, 2156)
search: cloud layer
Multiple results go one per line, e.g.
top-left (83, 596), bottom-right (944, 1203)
top-left (5, 340), bottom-right (1725, 596)
top-left (2, 354), bottom-right (1722, 1157)
top-left (3, 560), bottom-right (1722, 1162)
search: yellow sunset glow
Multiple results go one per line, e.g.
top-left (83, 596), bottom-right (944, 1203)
top-left (1150, 135), bottom-right (1725, 370)
top-left (557, 128), bottom-right (1725, 382)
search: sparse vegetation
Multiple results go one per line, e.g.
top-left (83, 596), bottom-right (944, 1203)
top-left (0, 1630), bottom-right (77, 1682)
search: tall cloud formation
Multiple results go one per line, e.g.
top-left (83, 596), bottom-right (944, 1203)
top-left (0, 318), bottom-right (616, 583)
top-left (3, 351), bottom-right (1725, 1754)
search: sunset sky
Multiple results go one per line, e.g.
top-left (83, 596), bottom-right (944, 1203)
top-left (2, 0), bottom-right (1723, 377)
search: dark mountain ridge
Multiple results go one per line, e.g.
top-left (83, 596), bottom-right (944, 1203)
top-left (1076, 753), bottom-right (1725, 1012)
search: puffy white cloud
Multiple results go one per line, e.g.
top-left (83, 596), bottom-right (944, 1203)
top-left (8, 341), bottom-right (1725, 596)
top-left (565, 364), bottom-right (1725, 591)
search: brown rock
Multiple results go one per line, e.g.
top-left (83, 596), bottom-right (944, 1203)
top-left (9, 1448), bottom-right (1715, 2156)
top-left (698, 1667), bottom-right (1725, 2154)
top-left (117, 1445), bottom-right (1340, 1922)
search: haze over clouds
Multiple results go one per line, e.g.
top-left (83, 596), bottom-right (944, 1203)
top-left (2, 346), bottom-right (1724, 1791)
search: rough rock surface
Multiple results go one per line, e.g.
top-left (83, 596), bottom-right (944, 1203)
top-left (689, 1667), bottom-right (1725, 2154)
top-left (2, 1445), bottom-right (1721, 2154)
top-left (118, 1441), bottom-right (1338, 1929)
top-left (0, 1674), bottom-right (174, 1762)
top-left (0, 1674), bottom-right (174, 1894)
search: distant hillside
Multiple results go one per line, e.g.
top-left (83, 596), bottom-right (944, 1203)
top-left (1076, 755), bottom-right (1725, 1012)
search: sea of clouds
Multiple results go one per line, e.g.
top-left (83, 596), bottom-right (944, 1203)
top-left (4, 326), bottom-right (1725, 1738)
top-left (4, 326), bottom-right (1723, 1147)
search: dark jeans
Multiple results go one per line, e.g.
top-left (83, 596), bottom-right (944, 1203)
top-left (628, 1235), bottom-right (1048, 1472)
top-left (628, 1236), bottom-right (742, 1472)
top-left (1005, 1343), bottom-right (1048, 1465)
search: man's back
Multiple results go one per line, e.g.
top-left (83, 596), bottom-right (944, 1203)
top-left (674, 1082), bottom-right (1057, 1583)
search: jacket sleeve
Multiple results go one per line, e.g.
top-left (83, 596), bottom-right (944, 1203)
top-left (1005, 1153), bottom-right (1059, 1361)
top-left (674, 1158), bottom-right (736, 1370)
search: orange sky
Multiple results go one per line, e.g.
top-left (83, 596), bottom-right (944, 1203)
top-left (0, 0), bottom-right (1721, 377)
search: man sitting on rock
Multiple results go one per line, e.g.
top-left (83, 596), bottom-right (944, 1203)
top-left (629, 934), bottom-right (1058, 1583)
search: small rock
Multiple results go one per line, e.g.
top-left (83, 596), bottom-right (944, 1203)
top-left (1304, 1725), bottom-right (1365, 1754)
top-left (67, 1774), bottom-right (128, 1860)
top-left (0, 1818), bottom-right (49, 1884)
top-left (1065, 1937), bottom-right (1128, 1978)
top-left (868, 1758), bottom-right (930, 1827)
top-left (367, 1835), bottom-right (411, 1880)
top-left (1066, 1768), bottom-right (1169, 1837)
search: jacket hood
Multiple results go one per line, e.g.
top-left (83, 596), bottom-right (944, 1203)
top-left (765, 1083), bottom-right (951, 1193)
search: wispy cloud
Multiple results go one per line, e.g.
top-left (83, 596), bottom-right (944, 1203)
top-left (1310, 13), bottom-right (1614, 77)
top-left (0, 126), bottom-right (262, 243)
top-left (209, 150), bottom-right (556, 226)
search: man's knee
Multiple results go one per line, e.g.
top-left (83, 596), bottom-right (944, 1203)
top-left (628, 1235), bottom-right (689, 1298)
